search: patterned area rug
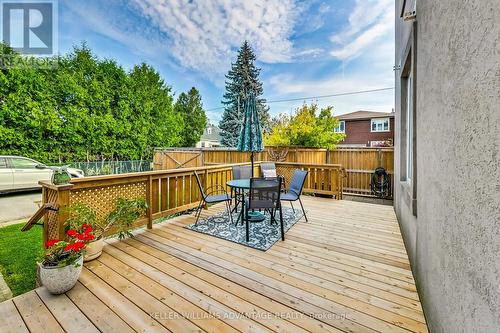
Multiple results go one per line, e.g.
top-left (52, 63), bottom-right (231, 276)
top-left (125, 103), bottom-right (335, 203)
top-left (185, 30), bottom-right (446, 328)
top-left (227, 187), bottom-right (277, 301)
top-left (186, 207), bottom-right (304, 251)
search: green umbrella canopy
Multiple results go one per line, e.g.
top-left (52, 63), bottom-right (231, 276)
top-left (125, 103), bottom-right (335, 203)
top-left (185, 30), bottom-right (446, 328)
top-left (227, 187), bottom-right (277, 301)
top-left (237, 92), bottom-right (263, 176)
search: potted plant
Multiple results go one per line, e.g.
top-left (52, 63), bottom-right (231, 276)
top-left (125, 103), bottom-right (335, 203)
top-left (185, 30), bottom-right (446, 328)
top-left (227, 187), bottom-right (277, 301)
top-left (39, 228), bottom-right (92, 294)
top-left (65, 203), bottom-right (101, 261)
top-left (107, 197), bottom-right (148, 240)
top-left (51, 166), bottom-right (72, 185)
top-left (65, 198), bottom-right (148, 262)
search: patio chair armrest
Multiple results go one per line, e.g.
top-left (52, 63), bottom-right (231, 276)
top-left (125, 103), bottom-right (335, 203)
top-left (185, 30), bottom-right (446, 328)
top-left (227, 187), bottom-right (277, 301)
top-left (205, 185), bottom-right (228, 197)
top-left (205, 184), bottom-right (226, 193)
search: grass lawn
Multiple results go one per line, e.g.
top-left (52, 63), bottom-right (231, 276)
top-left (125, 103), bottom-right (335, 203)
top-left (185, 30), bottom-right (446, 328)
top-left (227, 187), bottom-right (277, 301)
top-left (0, 223), bottom-right (43, 296)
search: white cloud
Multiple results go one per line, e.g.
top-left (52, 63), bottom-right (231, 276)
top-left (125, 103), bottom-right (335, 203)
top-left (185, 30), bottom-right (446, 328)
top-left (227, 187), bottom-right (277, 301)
top-left (130, 0), bottom-right (299, 78)
top-left (267, 32), bottom-right (395, 117)
top-left (330, 0), bottom-right (394, 61)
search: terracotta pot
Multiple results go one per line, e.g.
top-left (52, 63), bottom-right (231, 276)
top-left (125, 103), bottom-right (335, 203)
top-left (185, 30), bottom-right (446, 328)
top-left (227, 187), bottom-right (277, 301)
top-left (84, 238), bottom-right (104, 262)
top-left (39, 256), bottom-right (83, 294)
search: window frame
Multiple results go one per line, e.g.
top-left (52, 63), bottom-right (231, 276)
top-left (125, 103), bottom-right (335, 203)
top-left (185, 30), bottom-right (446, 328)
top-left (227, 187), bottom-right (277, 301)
top-left (370, 118), bottom-right (390, 132)
top-left (334, 120), bottom-right (345, 133)
top-left (399, 21), bottom-right (418, 216)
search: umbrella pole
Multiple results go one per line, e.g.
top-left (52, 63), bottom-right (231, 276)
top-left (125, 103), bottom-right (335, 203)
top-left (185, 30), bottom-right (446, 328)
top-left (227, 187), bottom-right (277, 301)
top-left (251, 151), bottom-right (254, 178)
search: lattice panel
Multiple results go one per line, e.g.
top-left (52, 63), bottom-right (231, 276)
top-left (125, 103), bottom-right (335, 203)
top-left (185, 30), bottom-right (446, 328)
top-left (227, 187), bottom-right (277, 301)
top-left (276, 165), bottom-right (296, 188)
top-left (45, 188), bottom-right (60, 240)
top-left (69, 182), bottom-right (147, 221)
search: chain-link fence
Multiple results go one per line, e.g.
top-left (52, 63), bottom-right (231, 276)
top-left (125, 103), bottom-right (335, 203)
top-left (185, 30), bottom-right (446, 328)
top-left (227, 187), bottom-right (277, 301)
top-left (69, 160), bottom-right (152, 176)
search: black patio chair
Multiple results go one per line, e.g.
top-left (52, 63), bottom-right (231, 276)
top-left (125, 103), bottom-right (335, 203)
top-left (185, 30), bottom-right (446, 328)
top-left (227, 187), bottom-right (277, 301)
top-left (260, 162), bottom-right (288, 191)
top-left (193, 171), bottom-right (233, 226)
top-left (231, 165), bottom-right (252, 210)
top-left (234, 165), bottom-right (253, 179)
top-left (259, 162), bottom-right (277, 178)
top-left (280, 170), bottom-right (308, 222)
top-left (243, 177), bottom-right (284, 242)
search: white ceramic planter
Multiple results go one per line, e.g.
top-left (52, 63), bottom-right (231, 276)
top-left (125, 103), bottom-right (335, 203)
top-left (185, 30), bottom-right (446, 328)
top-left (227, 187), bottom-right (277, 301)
top-left (39, 256), bottom-right (83, 294)
top-left (84, 238), bottom-right (104, 262)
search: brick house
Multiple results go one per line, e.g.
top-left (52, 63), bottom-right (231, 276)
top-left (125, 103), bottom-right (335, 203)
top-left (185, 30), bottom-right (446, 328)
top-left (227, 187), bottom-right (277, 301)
top-left (335, 111), bottom-right (395, 147)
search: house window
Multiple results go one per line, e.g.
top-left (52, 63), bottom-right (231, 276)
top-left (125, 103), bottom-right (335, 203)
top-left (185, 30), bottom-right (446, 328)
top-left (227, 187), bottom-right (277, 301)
top-left (406, 72), bottom-right (413, 183)
top-left (334, 121), bottom-right (345, 133)
top-left (207, 127), bottom-right (212, 135)
top-left (401, 46), bottom-right (415, 185)
top-left (371, 118), bottom-right (390, 132)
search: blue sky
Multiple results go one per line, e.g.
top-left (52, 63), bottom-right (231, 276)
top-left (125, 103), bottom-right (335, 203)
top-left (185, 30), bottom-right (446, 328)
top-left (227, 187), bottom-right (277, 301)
top-left (57, 0), bottom-right (395, 123)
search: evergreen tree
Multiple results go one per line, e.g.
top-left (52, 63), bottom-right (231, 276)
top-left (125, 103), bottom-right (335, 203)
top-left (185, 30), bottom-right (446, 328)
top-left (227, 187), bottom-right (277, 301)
top-left (219, 41), bottom-right (270, 147)
top-left (175, 87), bottom-right (207, 147)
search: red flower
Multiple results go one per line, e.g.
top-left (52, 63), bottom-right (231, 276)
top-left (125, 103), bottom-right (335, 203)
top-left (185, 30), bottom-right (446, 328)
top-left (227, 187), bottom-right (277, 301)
top-left (83, 226), bottom-right (93, 235)
top-left (84, 234), bottom-right (95, 241)
top-left (72, 242), bottom-right (85, 251)
top-left (76, 233), bottom-right (85, 241)
top-left (64, 243), bottom-right (74, 251)
top-left (46, 240), bottom-right (59, 247)
top-left (82, 224), bottom-right (88, 229)
top-left (67, 229), bottom-right (77, 237)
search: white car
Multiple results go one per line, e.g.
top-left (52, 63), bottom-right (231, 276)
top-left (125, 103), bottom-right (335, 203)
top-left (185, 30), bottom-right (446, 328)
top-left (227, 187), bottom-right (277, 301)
top-left (0, 156), bottom-right (84, 193)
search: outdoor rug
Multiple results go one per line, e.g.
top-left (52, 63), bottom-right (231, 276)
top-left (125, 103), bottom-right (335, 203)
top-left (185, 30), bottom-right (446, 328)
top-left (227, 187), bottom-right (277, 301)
top-left (185, 206), bottom-right (304, 251)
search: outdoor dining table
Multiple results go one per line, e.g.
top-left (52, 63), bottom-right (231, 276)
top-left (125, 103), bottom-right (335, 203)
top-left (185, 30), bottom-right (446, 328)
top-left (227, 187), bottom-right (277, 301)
top-left (226, 178), bottom-right (270, 223)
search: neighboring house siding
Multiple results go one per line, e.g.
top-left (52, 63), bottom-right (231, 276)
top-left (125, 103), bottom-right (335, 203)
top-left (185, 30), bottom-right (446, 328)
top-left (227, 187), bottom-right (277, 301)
top-left (195, 124), bottom-right (221, 148)
top-left (395, 1), bottom-right (499, 333)
top-left (342, 118), bottom-right (395, 145)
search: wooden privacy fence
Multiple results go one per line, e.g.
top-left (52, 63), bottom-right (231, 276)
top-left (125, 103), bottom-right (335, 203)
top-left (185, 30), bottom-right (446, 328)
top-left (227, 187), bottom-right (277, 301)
top-left (329, 148), bottom-right (393, 196)
top-left (38, 161), bottom-right (343, 243)
top-left (154, 147), bottom-right (393, 197)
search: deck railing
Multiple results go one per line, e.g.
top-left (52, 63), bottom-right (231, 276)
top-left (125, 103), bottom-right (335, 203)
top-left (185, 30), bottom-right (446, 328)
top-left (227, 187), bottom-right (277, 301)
top-left (39, 162), bottom-right (344, 243)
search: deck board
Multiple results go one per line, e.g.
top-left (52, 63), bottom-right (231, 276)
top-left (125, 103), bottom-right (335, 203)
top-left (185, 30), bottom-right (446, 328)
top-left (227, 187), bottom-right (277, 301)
top-left (2, 197), bottom-right (428, 333)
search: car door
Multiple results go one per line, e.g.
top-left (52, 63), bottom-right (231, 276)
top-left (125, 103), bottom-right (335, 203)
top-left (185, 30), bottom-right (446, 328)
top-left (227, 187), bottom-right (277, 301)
top-left (10, 157), bottom-right (52, 189)
top-left (0, 157), bottom-right (14, 191)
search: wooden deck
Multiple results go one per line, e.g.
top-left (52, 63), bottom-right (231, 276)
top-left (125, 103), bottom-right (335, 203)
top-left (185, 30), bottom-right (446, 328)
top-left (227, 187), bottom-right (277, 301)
top-left (0, 197), bottom-right (428, 333)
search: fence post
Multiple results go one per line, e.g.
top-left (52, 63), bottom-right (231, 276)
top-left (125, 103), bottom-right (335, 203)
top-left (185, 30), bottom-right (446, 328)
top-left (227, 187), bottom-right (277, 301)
top-left (38, 183), bottom-right (73, 242)
top-left (147, 175), bottom-right (153, 229)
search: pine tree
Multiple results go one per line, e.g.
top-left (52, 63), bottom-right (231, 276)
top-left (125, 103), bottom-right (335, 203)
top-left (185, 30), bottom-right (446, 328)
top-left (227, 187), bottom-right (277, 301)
top-left (175, 87), bottom-right (207, 147)
top-left (219, 41), bottom-right (270, 147)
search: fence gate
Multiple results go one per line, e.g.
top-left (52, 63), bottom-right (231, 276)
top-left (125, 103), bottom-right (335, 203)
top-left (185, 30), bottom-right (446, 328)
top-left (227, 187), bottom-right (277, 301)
top-left (153, 150), bottom-right (203, 170)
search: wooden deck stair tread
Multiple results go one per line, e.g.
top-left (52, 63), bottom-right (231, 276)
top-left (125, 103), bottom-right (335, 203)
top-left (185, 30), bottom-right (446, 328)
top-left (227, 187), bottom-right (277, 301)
top-left (2, 197), bottom-right (428, 333)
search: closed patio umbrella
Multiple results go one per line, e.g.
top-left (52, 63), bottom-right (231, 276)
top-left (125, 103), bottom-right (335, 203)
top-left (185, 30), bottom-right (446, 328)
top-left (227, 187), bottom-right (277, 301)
top-left (237, 91), bottom-right (263, 177)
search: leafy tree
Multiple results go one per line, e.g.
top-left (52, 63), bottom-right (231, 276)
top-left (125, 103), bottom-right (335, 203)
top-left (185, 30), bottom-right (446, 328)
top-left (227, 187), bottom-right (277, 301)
top-left (175, 87), bottom-right (207, 147)
top-left (0, 43), bottom-right (185, 163)
top-left (125, 63), bottom-right (183, 159)
top-left (219, 41), bottom-right (270, 147)
top-left (264, 103), bottom-right (345, 149)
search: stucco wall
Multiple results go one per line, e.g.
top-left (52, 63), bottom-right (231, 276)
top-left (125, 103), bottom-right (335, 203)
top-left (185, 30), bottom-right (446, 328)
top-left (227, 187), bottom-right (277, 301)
top-left (394, 1), bottom-right (500, 332)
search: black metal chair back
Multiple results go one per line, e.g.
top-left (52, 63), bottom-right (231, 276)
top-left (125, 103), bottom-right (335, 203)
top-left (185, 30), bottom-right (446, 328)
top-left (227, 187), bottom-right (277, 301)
top-left (232, 165), bottom-right (252, 180)
top-left (193, 171), bottom-right (205, 199)
top-left (248, 177), bottom-right (282, 210)
top-left (260, 162), bottom-right (277, 177)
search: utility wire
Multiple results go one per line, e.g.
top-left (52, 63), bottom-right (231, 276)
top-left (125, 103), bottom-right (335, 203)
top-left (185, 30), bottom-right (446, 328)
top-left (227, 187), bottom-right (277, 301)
top-left (205, 87), bottom-right (395, 111)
